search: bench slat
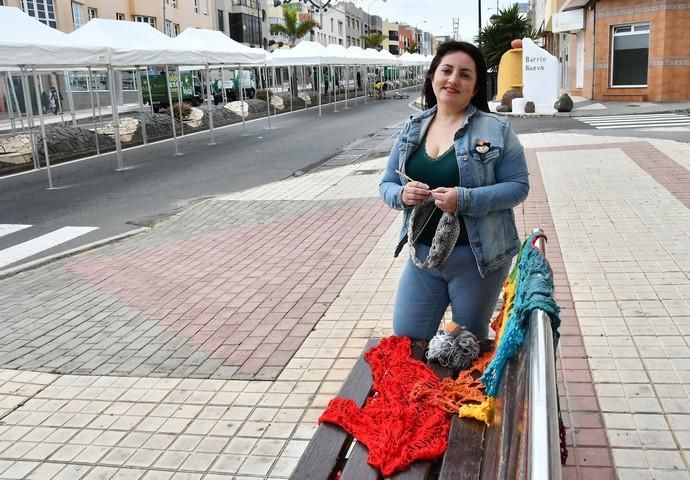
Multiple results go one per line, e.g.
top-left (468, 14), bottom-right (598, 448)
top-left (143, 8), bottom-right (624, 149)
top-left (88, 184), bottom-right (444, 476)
top-left (340, 442), bottom-right (380, 480)
top-left (289, 338), bottom-right (380, 480)
top-left (439, 417), bottom-right (485, 480)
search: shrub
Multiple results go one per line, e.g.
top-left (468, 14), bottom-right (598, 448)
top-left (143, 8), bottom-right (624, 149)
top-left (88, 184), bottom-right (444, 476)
top-left (163, 102), bottom-right (193, 120)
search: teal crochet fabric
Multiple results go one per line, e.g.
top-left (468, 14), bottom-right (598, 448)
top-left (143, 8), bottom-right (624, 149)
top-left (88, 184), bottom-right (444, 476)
top-left (480, 232), bottom-right (561, 398)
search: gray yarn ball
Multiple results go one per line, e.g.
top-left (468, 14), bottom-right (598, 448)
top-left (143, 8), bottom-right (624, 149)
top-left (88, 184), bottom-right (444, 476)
top-left (426, 327), bottom-right (480, 371)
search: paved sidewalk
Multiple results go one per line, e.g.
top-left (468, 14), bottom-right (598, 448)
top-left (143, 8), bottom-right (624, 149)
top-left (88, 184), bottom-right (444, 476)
top-left (0, 130), bottom-right (689, 479)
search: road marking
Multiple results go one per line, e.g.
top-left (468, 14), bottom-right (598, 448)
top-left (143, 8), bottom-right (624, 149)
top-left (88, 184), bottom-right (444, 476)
top-left (0, 226), bottom-right (98, 269)
top-left (0, 224), bottom-right (31, 239)
top-left (575, 113), bottom-right (690, 129)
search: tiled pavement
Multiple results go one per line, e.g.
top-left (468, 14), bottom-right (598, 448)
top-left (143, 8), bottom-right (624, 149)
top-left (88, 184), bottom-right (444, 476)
top-left (0, 132), bottom-right (688, 479)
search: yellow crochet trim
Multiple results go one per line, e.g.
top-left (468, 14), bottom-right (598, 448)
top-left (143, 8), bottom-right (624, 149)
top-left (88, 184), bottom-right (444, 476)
top-left (459, 397), bottom-right (495, 425)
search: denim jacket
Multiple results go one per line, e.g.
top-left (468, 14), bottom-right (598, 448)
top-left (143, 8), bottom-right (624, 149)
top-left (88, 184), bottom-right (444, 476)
top-left (379, 104), bottom-right (529, 277)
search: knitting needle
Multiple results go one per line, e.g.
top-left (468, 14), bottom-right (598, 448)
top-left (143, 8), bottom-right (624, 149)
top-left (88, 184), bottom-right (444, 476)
top-left (395, 169), bottom-right (415, 182)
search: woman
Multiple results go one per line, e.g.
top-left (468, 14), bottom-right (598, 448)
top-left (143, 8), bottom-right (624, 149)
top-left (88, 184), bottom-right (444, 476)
top-left (379, 41), bottom-right (529, 341)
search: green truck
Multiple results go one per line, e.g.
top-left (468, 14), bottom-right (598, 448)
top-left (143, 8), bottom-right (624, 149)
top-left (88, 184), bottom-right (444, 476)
top-left (140, 69), bottom-right (203, 112)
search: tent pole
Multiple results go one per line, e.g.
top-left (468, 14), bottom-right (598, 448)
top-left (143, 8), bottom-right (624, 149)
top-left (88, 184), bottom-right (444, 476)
top-left (318, 63), bottom-right (322, 116)
top-left (135, 67), bottom-right (148, 145)
top-left (107, 66), bottom-right (124, 170)
top-left (7, 71), bottom-right (25, 132)
top-left (344, 66), bottom-right (349, 109)
top-left (220, 66), bottom-right (227, 104)
top-left (353, 65), bottom-right (357, 106)
top-left (238, 65), bottom-right (247, 136)
top-left (271, 66), bottom-right (278, 115)
top-left (288, 66), bottom-right (293, 113)
top-left (144, 68), bottom-right (154, 112)
top-left (20, 68), bottom-right (39, 170)
top-left (175, 66), bottom-right (184, 137)
top-left (3, 72), bottom-right (17, 135)
top-left (52, 72), bottom-right (65, 125)
top-left (64, 70), bottom-right (77, 127)
top-left (264, 65), bottom-right (271, 130)
top-left (205, 64), bottom-right (215, 145)
top-left (32, 67), bottom-right (53, 189)
top-left (86, 67), bottom-right (100, 156)
top-left (331, 66), bottom-right (337, 113)
top-left (363, 65), bottom-right (367, 105)
top-left (164, 65), bottom-right (182, 156)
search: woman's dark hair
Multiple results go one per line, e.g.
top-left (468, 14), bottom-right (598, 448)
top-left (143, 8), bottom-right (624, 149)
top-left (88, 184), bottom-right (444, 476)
top-left (422, 41), bottom-right (490, 113)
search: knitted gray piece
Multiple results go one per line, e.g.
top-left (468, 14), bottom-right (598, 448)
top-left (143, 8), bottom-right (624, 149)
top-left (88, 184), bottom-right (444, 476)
top-left (408, 198), bottom-right (461, 269)
top-left (426, 327), bottom-right (480, 371)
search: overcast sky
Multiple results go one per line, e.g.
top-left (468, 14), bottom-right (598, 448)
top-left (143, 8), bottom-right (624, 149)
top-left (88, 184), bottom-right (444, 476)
top-left (356, 0), bottom-right (518, 42)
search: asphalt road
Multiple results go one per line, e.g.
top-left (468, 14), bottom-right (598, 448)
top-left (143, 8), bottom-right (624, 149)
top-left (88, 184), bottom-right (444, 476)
top-left (0, 92), bottom-right (420, 270)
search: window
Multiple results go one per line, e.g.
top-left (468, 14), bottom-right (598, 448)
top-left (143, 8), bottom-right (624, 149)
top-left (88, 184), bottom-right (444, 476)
top-left (356, 20), bottom-right (359, 30)
top-left (23, 0), bottom-right (57, 28)
top-left (217, 9), bottom-right (224, 32)
top-left (166, 0), bottom-right (177, 7)
top-left (229, 12), bottom-right (261, 45)
top-left (165, 20), bottom-right (179, 37)
top-left (120, 70), bottom-right (137, 91)
top-left (347, 17), bottom-right (350, 28)
top-left (116, 12), bottom-right (125, 20)
top-left (388, 30), bottom-right (399, 41)
top-left (202, 0), bottom-right (207, 15)
top-left (194, 0), bottom-right (198, 13)
top-left (133, 15), bottom-right (156, 28)
top-left (611, 23), bottom-right (650, 87)
top-left (68, 70), bottom-right (109, 92)
top-left (87, 7), bottom-right (96, 20)
top-left (338, 21), bottom-right (343, 34)
top-left (330, 18), bottom-right (333, 32)
top-left (72, 1), bottom-right (84, 29)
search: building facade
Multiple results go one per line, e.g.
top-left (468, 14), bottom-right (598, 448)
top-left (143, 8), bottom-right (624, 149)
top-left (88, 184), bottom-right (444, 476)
top-left (213, 0), bottom-right (269, 49)
top-left (3, 0), bottom-right (214, 35)
top-left (398, 24), bottom-right (414, 53)
top-left (382, 20), bottom-right (399, 55)
top-left (536, 0), bottom-right (689, 101)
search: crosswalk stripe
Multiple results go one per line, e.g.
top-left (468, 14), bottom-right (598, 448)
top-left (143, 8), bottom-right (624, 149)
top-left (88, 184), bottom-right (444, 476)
top-left (0, 226), bottom-right (98, 269)
top-left (575, 113), bottom-right (690, 130)
top-left (0, 224), bottom-right (31, 239)
top-left (575, 114), bottom-right (684, 121)
top-left (595, 121), bottom-right (690, 130)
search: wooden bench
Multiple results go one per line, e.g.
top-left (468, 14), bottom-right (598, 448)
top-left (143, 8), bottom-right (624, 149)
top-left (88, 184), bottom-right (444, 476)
top-left (290, 337), bottom-right (527, 480)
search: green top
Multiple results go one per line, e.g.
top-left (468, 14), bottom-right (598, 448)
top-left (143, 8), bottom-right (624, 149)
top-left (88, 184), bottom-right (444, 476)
top-left (405, 136), bottom-right (469, 246)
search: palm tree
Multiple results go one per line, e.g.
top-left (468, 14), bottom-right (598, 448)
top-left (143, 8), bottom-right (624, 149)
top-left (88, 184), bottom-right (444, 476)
top-left (405, 42), bottom-right (420, 54)
top-left (270, 5), bottom-right (320, 95)
top-left (475, 4), bottom-right (536, 72)
top-left (360, 33), bottom-right (387, 50)
top-left (270, 5), bottom-right (319, 47)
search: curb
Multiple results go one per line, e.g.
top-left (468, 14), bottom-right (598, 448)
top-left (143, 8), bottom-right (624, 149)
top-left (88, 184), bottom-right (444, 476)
top-left (0, 226), bottom-right (150, 280)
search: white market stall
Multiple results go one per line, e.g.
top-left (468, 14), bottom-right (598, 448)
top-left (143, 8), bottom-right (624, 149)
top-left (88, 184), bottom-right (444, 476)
top-left (172, 28), bottom-right (268, 141)
top-left (0, 6), bottom-right (109, 188)
top-left (68, 18), bottom-right (212, 164)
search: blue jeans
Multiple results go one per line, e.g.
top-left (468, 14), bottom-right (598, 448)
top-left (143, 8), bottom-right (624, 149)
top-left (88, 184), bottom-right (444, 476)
top-left (393, 244), bottom-right (510, 341)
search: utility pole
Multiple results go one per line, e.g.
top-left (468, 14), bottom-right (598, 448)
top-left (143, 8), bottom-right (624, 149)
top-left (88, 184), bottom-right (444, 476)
top-left (452, 17), bottom-right (459, 41)
top-left (477, 0), bottom-right (481, 43)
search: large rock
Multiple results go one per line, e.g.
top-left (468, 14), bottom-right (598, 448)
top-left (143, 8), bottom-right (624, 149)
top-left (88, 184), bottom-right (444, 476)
top-left (244, 99), bottom-right (278, 117)
top-left (273, 92), bottom-right (306, 110)
top-left (554, 93), bottom-right (574, 112)
top-left (98, 112), bottom-right (183, 145)
top-left (197, 104), bottom-right (242, 128)
top-left (524, 101), bottom-right (535, 113)
top-left (37, 125), bottom-right (115, 161)
top-left (499, 88), bottom-right (523, 112)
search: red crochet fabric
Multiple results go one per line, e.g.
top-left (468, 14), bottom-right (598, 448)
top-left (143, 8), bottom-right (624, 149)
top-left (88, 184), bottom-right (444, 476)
top-left (318, 336), bottom-right (450, 476)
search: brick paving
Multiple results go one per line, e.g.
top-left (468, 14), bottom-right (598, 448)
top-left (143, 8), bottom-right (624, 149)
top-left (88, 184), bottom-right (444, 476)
top-left (0, 132), bottom-right (688, 479)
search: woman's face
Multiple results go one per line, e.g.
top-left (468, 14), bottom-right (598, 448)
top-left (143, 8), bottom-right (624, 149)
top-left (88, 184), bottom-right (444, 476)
top-left (431, 50), bottom-right (478, 112)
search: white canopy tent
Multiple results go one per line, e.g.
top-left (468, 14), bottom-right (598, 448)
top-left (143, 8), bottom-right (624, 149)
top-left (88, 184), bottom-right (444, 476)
top-left (171, 28), bottom-right (268, 141)
top-left (172, 28), bottom-right (268, 65)
top-left (0, 6), bottom-right (110, 188)
top-left (68, 19), bottom-right (216, 166)
top-left (0, 7), bottom-right (108, 67)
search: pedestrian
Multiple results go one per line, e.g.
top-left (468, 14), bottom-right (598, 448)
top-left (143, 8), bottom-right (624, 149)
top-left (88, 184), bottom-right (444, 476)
top-left (356, 70), bottom-right (362, 90)
top-left (323, 68), bottom-right (329, 94)
top-left (49, 86), bottom-right (62, 115)
top-left (378, 41), bottom-right (529, 341)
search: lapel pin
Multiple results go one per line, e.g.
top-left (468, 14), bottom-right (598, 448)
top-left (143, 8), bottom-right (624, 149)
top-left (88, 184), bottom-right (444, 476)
top-left (475, 140), bottom-right (491, 154)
